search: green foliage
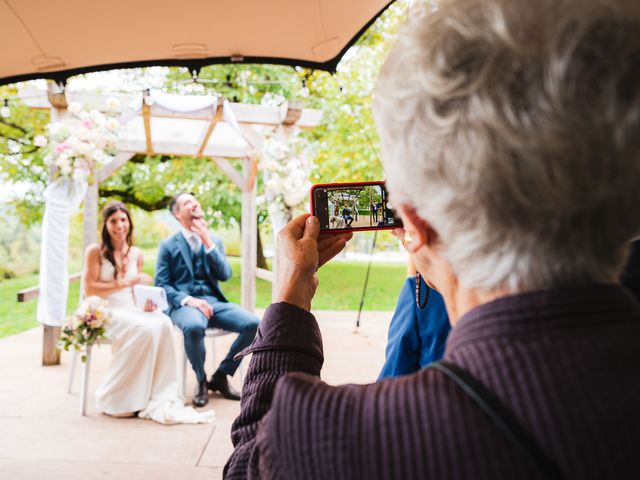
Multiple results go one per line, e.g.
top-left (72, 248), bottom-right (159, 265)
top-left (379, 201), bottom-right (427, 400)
top-left (0, 85), bottom-right (50, 225)
top-left (0, 204), bottom-right (42, 278)
top-left (0, 274), bottom-right (81, 338)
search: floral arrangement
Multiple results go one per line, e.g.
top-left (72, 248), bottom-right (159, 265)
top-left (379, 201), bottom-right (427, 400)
top-left (58, 296), bottom-right (112, 362)
top-left (261, 131), bottom-right (312, 221)
top-left (42, 98), bottom-right (121, 181)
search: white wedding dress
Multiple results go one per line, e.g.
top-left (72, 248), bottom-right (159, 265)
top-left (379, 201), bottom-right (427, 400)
top-left (94, 249), bottom-right (214, 424)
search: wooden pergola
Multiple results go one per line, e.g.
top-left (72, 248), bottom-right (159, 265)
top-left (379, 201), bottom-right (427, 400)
top-left (18, 84), bottom-right (322, 364)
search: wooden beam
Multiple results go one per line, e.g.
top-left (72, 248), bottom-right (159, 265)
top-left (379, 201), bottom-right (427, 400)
top-left (282, 101), bottom-right (302, 125)
top-left (211, 156), bottom-right (244, 190)
top-left (96, 152), bottom-right (135, 184)
top-left (17, 273), bottom-right (82, 303)
top-left (241, 156), bottom-right (258, 313)
top-left (196, 101), bottom-right (223, 158)
top-left (142, 101), bottom-right (153, 156)
top-left (256, 267), bottom-right (274, 283)
top-left (238, 124), bottom-right (264, 151)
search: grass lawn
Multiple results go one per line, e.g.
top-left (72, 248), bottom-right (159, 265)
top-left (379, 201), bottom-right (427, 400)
top-left (0, 257), bottom-right (406, 340)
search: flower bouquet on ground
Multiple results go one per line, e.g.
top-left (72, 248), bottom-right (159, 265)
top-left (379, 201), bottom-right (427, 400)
top-left (58, 296), bottom-right (112, 362)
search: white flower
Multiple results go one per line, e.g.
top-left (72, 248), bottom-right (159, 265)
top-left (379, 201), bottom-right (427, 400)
top-left (90, 109), bottom-right (106, 127)
top-left (266, 161), bottom-right (279, 172)
top-left (33, 135), bottom-right (48, 147)
top-left (67, 135), bottom-right (80, 148)
top-left (60, 164), bottom-right (73, 176)
top-left (76, 127), bottom-right (91, 141)
top-left (284, 191), bottom-right (306, 207)
top-left (68, 102), bottom-right (82, 115)
top-left (94, 136), bottom-right (106, 149)
top-left (105, 97), bottom-right (120, 111)
top-left (79, 110), bottom-right (90, 121)
top-left (55, 154), bottom-right (70, 168)
top-left (265, 178), bottom-right (282, 193)
top-left (92, 148), bottom-right (105, 162)
top-left (106, 118), bottom-right (119, 132)
top-left (76, 142), bottom-right (91, 156)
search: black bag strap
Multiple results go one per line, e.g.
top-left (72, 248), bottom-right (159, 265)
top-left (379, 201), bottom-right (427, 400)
top-left (426, 360), bottom-right (564, 480)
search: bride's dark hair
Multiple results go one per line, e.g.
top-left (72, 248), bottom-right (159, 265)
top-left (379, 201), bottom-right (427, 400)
top-left (100, 200), bottom-right (133, 279)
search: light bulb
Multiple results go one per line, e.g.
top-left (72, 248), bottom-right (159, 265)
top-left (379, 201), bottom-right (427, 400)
top-left (143, 89), bottom-right (154, 106)
top-left (0, 100), bottom-right (9, 118)
top-left (300, 80), bottom-right (310, 98)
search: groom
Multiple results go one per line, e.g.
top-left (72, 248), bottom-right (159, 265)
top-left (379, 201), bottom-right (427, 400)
top-left (155, 192), bottom-right (259, 407)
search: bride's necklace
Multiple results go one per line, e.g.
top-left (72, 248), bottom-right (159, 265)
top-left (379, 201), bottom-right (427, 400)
top-left (114, 246), bottom-right (131, 278)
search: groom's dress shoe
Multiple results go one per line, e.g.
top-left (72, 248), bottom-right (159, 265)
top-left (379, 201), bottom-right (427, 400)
top-left (192, 379), bottom-right (209, 407)
top-left (208, 373), bottom-right (241, 401)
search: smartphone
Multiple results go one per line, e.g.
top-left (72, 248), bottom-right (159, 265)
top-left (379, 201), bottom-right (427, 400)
top-left (310, 181), bottom-right (403, 232)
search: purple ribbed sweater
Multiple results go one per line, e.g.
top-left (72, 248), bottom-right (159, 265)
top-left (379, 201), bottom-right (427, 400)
top-left (225, 285), bottom-right (640, 479)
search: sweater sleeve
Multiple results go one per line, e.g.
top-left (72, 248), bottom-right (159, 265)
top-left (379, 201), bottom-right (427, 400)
top-left (224, 302), bottom-right (324, 479)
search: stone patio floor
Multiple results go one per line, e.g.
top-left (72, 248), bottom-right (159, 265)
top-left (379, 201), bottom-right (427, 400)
top-left (0, 309), bottom-right (391, 480)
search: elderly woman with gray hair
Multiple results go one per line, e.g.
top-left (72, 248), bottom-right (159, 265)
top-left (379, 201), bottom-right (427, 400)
top-left (225, 0), bottom-right (640, 478)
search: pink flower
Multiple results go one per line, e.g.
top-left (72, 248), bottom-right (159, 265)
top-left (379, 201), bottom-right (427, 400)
top-left (82, 119), bottom-right (93, 129)
top-left (55, 142), bottom-right (69, 153)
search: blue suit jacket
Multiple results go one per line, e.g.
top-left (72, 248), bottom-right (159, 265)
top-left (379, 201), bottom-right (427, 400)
top-left (378, 276), bottom-right (451, 380)
top-left (155, 232), bottom-right (232, 312)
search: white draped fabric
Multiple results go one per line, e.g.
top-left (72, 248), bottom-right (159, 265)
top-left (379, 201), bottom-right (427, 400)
top-left (151, 90), bottom-right (218, 113)
top-left (37, 176), bottom-right (88, 327)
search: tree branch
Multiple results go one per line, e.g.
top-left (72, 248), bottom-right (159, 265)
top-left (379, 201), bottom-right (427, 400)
top-left (98, 187), bottom-right (172, 211)
top-left (130, 154), bottom-right (174, 164)
top-left (0, 119), bottom-right (28, 135)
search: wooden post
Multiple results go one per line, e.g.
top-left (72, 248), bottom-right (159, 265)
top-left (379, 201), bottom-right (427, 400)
top-left (83, 181), bottom-right (99, 251)
top-left (241, 157), bottom-right (257, 312)
top-left (42, 325), bottom-right (61, 366)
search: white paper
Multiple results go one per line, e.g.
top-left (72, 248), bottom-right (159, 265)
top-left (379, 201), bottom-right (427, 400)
top-left (133, 285), bottom-right (169, 311)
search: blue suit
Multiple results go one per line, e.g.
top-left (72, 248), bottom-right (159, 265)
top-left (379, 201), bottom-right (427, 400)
top-left (155, 232), bottom-right (259, 381)
top-left (378, 276), bottom-right (451, 380)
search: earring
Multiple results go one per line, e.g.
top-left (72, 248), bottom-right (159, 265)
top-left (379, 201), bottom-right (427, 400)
top-left (415, 272), bottom-right (429, 309)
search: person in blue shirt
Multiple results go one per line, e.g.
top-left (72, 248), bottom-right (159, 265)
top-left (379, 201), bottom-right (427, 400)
top-left (379, 271), bottom-right (451, 380)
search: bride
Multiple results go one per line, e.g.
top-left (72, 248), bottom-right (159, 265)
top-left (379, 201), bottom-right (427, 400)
top-left (82, 200), bottom-right (213, 424)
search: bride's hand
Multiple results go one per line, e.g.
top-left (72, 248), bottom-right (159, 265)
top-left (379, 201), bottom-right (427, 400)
top-left (133, 273), bottom-right (153, 286)
top-left (144, 299), bottom-right (157, 312)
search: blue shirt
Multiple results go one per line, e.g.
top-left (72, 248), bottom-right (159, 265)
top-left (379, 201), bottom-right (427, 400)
top-left (378, 276), bottom-right (451, 380)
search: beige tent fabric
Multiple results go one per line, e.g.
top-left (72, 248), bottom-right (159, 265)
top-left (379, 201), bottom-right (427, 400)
top-left (0, 0), bottom-right (393, 84)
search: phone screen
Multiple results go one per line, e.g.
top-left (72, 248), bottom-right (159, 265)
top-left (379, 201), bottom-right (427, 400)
top-left (311, 182), bottom-right (403, 231)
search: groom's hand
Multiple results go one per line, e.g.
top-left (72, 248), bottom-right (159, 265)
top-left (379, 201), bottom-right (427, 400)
top-left (191, 219), bottom-right (214, 250)
top-left (186, 297), bottom-right (214, 318)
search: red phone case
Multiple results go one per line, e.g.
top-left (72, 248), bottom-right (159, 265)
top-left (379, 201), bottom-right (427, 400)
top-left (309, 181), bottom-right (401, 233)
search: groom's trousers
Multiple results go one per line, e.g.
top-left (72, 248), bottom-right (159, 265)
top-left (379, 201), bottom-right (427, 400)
top-left (170, 296), bottom-right (259, 381)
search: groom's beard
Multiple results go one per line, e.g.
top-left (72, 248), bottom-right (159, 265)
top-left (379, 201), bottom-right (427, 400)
top-left (191, 208), bottom-right (204, 219)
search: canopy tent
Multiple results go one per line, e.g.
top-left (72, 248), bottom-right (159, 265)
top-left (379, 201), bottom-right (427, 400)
top-left (19, 85), bottom-right (322, 364)
top-left (1, 0), bottom-right (394, 85)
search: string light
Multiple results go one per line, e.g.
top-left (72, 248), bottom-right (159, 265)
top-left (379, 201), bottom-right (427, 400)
top-left (0, 99), bottom-right (10, 119)
top-left (143, 88), bottom-right (154, 106)
top-left (300, 79), bottom-right (310, 98)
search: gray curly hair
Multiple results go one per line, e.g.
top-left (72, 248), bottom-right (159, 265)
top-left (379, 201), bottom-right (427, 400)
top-left (373, 0), bottom-right (640, 293)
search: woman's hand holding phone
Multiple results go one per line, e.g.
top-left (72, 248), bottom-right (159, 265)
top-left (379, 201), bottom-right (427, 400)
top-left (275, 214), bottom-right (352, 311)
